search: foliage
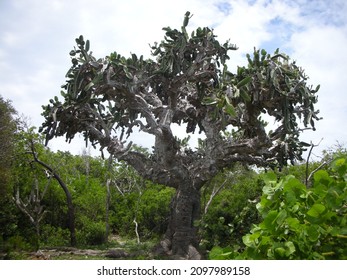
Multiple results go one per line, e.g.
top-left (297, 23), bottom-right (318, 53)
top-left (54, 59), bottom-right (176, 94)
top-left (77, 218), bottom-right (106, 246)
top-left (2, 123), bottom-right (173, 250)
top-left (2, 235), bottom-right (33, 253)
top-left (40, 225), bottom-right (70, 247)
top-left (109, 181), bottom-right (174, 238)
top-left (0, 96), bottom-right (18, 182)
top-left (0, 96), bottom-right (20, 244)
top-left (199, 167), bottom-right (263, 250)
top-left (39, 12), bottom-right (320, 188)
top-left (133, 183), bottom-right (175, 237)
top-left (210, 158), bottom-right (347, 259)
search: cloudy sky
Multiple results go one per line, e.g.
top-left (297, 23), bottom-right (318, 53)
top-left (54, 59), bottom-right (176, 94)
top-left (1, 0), bottom-right (346, 159)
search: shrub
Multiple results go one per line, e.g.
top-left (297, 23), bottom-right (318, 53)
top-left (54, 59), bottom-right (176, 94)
top-left (136, 184), bottom-right (174, 237)
top-left (85, 221), bottom-right (106, 245)
top-left (210, 157), bottom-right (347, 259)
top-left (41, 225), bottom-right (70, 247)
top-left (109, 183), bottom-right (174, 239)
top-left (200, 171), bottom-right (263, 250)
top-left (75, 214), bottom-right (106, 246)
top-left (3, 235), bottom-right (32, 253)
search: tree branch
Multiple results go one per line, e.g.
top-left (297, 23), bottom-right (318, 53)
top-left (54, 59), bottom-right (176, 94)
top-left (305, 138), bottom-right (323, 187)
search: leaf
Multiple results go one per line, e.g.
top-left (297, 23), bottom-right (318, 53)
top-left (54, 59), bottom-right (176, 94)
top-left (283, 177), bottom-right (306, 204)
top-left (242, 234), bottom-right (253, 247)
top-left (240, 89), bottom-right (251, 102)
top-left (237, 66), bottom-right (245, 76)
top-left (246, 53), bottom-right (253, 66)
top-left (85, 40), bottom-right (90, 52)
top-left (224, 103), bottom-right (236, 117)
top-left (331, 157), bottom-right (347, 177)
top-left (299, 141), bottom-right (311, 147)
top-left (183, 11), bottom-right (191, 28)
top-left (286, 217), bottom-right (301, 232)
top-left (76, 35), bottom-right (84, 46)
top-left (124, 69), bottom-right (133, 79)
top-left (307, 225), bottom-right (320, 242)
top-left (236, 76), bottom-right (251, 88)
top-left (84, 81), bottom-right (94, 91)
top-left (262, 171), bottom-right (277, 186)
top-left (284, 241), bottom-right (296, 256)
top-left (97, 103), bottom-right (105, 114)
top-left (261, 210), bottom-right (278, 232)
top-left (274, 246), bottom-right (286, 257)
top-left (209, 246), bottom-right (233, 260)
top-left (276, 209), bottom-right (287, 226)
top-left (307, 204), bottom-right (326, 218)
top-left (202, 97), bottom-right (218, 105)
top-left (224, 96), bottom-right (236, 116)
top-left (242, 232), bottom-right (260, 247)
top-left (313, 170), bottom-right (332, 186)
top-left (312, 84), bottom-right (320, 93)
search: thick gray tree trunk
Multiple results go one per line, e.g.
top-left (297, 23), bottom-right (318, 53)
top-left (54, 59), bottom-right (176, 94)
top-left (161, 183), bottom-right (201, 259)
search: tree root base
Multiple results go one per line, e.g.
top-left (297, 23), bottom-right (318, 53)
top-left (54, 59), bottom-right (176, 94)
top-left (152, 238), bottom-right (202, 260)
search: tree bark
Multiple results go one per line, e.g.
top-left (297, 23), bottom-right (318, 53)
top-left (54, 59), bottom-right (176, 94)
top-left (162, 182), bottom-right (201, 259)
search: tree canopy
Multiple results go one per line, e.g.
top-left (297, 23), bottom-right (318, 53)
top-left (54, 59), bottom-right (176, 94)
top-left (40, 12), bottom-right (320, 184)
top-left (39, 12), bottom-right (320, 258)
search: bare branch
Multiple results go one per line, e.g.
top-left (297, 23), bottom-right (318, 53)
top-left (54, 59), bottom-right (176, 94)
top-left (204, 178), bottom-right (228, 214)
top-left (305, 138), bottom-right (324, 187)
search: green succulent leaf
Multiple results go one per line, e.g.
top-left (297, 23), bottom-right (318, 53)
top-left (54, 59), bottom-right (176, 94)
top-left (236, 76), bottom-right (252, 88)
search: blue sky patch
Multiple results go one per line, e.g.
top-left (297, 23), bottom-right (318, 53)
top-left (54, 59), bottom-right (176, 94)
top-left (215, 1), bottom-right (232, 15)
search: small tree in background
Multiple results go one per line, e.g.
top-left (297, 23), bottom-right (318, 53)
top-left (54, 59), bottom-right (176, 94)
top-left (40, 12), bottom-right (320, 258)
top-left (12, 127), bottom-right (77, 247)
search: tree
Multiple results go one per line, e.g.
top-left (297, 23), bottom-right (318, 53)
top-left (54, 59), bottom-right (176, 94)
top-left (0, 96), bottom-right (19, 245)
top-left (11, 126), bottom-right (77, 247)
top-left (13, 173), bottom-right (50, 250)
top-left (0, 96), bottom-right (18, 187)
top-left (40, 12), bottom-right (320, 258)
top-left (27, 139), bottom-right (77, 247)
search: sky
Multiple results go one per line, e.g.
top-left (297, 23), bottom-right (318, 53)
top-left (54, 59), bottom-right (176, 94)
top-left (1, 0), bottom-right (346, 160)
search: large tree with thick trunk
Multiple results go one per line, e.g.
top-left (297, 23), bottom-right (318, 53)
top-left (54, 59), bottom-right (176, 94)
top-left (40, 12), bottom-right (320, 258)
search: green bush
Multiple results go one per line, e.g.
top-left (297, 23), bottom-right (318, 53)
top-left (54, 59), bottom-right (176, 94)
top-left (109, 183), bottom-right (174, 239)
top-left (137, 184), bottom-right (174, 237)
top-left (210, 157), bottom-right (347, 259)
top-left (41, 225), bottom-right (70, 247)
top-left (200, 172), bottom-right (263, 250)
top-left (77, 220), bottom-right (106, 246)
top-left (3, 235), bottom-right (32, 252)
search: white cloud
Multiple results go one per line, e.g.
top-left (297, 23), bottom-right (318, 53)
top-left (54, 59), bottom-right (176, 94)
top-left (0, 0), bottom-right (346, 157)
top-left (288, 24), bottom-right (347, 153)
top-left (211, 0), bottom-right (347, 155)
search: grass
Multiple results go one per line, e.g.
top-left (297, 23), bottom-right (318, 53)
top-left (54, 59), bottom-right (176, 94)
top-left (2, 236), bottom-right (161, 260)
